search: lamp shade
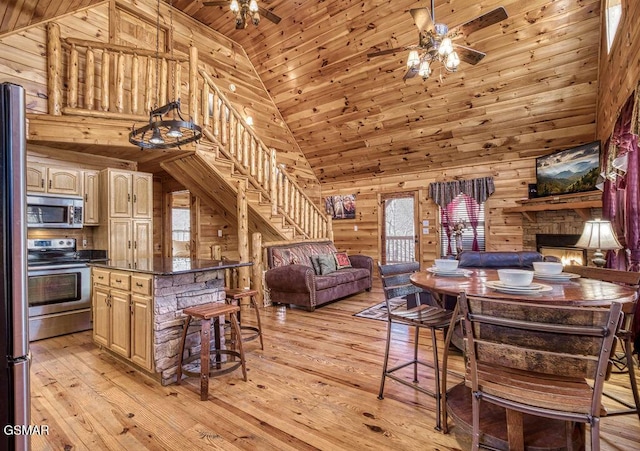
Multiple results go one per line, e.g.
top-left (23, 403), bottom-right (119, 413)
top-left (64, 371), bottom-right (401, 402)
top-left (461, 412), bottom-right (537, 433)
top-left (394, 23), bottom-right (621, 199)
top-left (576, 219), bottom-right (622, 250)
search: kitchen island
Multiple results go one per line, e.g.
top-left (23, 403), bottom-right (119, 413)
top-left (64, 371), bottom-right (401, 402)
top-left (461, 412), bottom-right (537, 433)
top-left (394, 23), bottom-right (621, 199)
top-left (90, 259), bottom-right (252, 385)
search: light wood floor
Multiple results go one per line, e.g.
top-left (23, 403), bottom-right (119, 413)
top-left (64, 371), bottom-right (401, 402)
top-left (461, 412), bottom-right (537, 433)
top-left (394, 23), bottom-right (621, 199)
top-left (29, 288), bottom-right (640, 451)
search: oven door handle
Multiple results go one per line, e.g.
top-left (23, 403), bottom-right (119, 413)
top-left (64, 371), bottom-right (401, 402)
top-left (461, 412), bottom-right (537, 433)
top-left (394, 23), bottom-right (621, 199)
top-left (28, 263), bottom-right (89, 272)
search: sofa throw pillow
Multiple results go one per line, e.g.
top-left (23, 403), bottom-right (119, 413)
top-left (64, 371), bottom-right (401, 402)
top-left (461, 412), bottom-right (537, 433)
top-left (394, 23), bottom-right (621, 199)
top-left (309, 255), bottom-right (322, 275)
top-left (271, 248), bottom-right (290, 267)
top-left (334, 252), bottom-right (352, 269)
top-left (317, 253), bottom-right (337, 275)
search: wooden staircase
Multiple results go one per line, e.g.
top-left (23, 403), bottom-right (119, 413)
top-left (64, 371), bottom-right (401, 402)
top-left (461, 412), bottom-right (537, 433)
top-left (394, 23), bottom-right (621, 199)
top-left (161, 144), bottom-right (299, 242)
top-left (42, 28), bottom-right (332, 243)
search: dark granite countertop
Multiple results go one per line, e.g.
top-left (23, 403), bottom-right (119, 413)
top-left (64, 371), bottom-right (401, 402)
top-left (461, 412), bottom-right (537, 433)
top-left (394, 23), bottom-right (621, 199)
top-left (89, 258), bottom-right (253, 275)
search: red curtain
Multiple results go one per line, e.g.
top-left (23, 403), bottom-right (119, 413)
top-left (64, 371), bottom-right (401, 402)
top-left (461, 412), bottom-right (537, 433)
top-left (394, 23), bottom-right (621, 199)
top-left (463, 194), bottom-right (480, 251)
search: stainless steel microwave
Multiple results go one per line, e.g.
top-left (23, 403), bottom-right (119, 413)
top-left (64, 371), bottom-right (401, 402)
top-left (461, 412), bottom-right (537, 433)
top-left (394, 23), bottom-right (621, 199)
top-left (26, 195), bottom-right (83, 228)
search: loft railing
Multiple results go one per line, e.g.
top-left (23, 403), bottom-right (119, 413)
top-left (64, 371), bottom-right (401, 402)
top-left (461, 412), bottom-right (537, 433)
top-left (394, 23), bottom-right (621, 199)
top-left (46, 22), bottom-right (331, 240)
top-left (198, 70), bottom-right (331, 240)
top-left (47, 23), bottom-right (191, 120)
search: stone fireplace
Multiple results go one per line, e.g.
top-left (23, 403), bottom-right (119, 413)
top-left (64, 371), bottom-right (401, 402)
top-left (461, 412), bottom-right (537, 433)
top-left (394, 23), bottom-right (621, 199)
top-left (514, 192), bottom-right (603, 265)
top-left (536, 234), bottom-right (586, 266)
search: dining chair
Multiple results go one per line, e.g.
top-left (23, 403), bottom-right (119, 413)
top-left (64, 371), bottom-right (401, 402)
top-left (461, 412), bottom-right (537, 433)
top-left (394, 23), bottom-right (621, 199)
top-left (376, 261), bottom-right (456, 431)
top-left (458, 292), bottom-right (624, 451)
top-left (564, 264), bottom-right (640, 420)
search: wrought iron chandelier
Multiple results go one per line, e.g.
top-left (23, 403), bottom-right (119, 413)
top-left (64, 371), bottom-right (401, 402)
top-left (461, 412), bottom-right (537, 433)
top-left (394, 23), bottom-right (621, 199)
top-left (129, 0), bottom-right (202, 150)
top-left (129, 100), bottom-right (202, 150)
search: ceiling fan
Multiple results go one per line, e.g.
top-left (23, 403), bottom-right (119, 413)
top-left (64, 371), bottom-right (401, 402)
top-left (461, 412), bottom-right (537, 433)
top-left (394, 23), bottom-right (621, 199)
top-left (368, 1), bottom-right (508, 80)
top-left (203, 0), bottom-right (282, 29)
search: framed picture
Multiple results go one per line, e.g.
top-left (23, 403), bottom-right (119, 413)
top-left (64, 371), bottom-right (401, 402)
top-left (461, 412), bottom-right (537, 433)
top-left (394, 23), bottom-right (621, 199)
top-left (325, 194), bottom-right (356, 219)
top-left (535, 141), bottom-right (601, 197)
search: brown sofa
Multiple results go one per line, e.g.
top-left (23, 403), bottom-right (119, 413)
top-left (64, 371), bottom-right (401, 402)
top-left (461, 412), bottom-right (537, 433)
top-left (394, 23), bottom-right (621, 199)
top-left (264, 240), bottom-right (373, 311)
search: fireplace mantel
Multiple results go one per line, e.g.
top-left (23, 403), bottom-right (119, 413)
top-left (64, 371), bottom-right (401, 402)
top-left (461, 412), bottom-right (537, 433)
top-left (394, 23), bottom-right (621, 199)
top-left (503, 191), bottom-right (602, 222)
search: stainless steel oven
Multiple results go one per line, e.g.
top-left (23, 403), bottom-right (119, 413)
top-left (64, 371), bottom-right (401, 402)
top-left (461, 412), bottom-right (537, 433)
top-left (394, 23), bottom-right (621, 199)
top-left (27, 238), bottom-right (92, 341)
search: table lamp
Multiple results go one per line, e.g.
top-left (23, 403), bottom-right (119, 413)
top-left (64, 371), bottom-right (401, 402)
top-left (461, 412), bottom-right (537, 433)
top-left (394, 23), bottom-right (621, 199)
top-left (576, 219), bottom-right (622, 267)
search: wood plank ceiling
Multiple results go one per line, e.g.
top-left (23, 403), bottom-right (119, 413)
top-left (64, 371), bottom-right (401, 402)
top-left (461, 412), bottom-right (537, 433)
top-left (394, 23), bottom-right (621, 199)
top-left (0, 0), bottom-right (602, 184)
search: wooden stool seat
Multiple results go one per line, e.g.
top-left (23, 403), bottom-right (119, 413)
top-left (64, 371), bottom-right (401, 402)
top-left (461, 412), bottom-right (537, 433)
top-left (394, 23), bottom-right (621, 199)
top-left (224, 288), bottom-right (264, 350)
top-left (176, 302), bottom-right (247, 401)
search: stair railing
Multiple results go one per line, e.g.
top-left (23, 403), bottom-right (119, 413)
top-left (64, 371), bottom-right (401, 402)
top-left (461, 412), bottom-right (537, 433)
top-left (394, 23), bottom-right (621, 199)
top-left (198, 70), bottom-right (331, 240)
top-left (47, 22), bottom-right (331, 240)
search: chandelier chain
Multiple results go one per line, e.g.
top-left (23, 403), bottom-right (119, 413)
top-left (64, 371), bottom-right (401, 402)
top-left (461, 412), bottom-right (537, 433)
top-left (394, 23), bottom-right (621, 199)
top-left (154, 0), bottom-right (163, 110)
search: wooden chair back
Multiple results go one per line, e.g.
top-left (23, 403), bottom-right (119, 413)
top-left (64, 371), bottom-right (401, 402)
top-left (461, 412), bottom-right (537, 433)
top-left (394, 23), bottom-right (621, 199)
top-left (564, 265), bottom-right (640, 287)
top-left (459, 293), bottom-right (623, 404)
top-left (377, 261), bottom-right (422, 301)
top-left (458, 293), bottom-right (624, 449)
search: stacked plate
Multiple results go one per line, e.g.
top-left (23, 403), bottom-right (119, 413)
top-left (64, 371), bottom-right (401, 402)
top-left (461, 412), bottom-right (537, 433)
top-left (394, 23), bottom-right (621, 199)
top-left (426, 267), bottom-right (473, 277)
top-left (533, 272), bottom-right (580, 281)
top-left (485, 280), bottom-right (553, 294)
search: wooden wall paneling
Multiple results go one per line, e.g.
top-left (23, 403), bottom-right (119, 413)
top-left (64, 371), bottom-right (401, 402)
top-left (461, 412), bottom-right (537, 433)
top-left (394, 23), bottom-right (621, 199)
top-left (597, 0), bottom-right (640, 141)
top-left (324, 159), bottom-right (534, 267)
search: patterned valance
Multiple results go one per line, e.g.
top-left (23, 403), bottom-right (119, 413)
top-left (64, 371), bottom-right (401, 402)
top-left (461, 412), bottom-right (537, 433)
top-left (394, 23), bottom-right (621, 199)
top-left (428, 176), bottom-right (495, 208)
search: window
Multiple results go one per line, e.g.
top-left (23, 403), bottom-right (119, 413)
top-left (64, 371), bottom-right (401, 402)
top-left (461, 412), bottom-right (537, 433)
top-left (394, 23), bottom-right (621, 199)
top-left (440, 193), bottom-right (486, 257)
top-left (605, 0), bottom-right (622, 53)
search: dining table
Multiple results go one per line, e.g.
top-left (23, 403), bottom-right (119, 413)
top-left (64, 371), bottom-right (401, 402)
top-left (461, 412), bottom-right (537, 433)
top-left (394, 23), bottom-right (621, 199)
top-left (409, 266), bottom-right (638, 451)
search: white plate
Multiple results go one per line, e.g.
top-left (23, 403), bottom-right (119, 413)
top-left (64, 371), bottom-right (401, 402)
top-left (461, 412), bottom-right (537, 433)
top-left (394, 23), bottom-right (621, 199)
top-left (485, 280), bottom-right (553, 294)
top-left (427, 267), bottom-right (473, 277)
top-left (533, 272), bottom-right (581, 281)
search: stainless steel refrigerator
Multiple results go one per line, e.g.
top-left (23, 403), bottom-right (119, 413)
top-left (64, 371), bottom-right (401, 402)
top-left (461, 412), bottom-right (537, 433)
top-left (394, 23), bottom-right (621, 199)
top-left (1, 82), bottom-right (30, 451)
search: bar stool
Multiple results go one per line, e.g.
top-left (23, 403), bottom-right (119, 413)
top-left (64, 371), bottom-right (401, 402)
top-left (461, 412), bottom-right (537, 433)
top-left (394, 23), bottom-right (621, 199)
top-left (176, 302), bottom-right (247, 401)
top-left (224, 288), bottom-right (264, 350)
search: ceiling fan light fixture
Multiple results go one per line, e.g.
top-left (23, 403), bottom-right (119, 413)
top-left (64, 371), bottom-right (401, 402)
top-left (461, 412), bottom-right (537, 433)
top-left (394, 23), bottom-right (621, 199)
top-left (249, 0), bottom-right (259, 12)
top-left (407, 50), bottom-right (420, 68)
top-left (444, 51), bottom-right (460, 71)
top-left (230, 0), bottom-right (240, 12)
top-left (434, 23), bottom-right (449, 36)
top-left (438, 37), bottom-right (453, 56)
top-left (418, 59), bottom-right (431, 78)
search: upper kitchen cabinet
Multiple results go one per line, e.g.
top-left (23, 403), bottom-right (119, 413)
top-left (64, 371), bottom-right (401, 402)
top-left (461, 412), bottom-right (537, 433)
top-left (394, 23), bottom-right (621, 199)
top-left (26, 163), bottom-right (81, 196)
top-left (106, 169), bottom-right (153, 219)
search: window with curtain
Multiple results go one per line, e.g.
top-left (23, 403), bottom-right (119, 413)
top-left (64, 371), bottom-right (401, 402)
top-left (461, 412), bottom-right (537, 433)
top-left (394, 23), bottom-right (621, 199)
top-left (439, 193), bottom-right (486, 257)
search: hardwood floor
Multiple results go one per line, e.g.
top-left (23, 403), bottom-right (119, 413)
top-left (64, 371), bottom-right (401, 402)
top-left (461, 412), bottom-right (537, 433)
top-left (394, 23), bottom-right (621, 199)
top-left (29, 288), bottom-right (640, 450)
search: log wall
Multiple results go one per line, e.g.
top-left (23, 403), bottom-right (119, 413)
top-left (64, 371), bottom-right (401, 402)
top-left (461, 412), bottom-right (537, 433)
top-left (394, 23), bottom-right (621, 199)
top-left (322, 159), bottom-right (535, 266)
top-left (596, 0), bottom-right (640, 141)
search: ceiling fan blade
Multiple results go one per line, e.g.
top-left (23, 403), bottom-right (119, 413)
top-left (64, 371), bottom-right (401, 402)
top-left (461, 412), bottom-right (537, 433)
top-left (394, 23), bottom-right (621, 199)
top-left (202, 1), bottom-right (229, 6)
top-left (403, 68), bottom-right (418, 81)
top-left (454, 44), bottom-right (486, 65)
top-left (455, 7), bottom-right (508, 37)
top-left (367, 45), bottom-right (415, 58)
top-left (410, 8), bottom-right (435, 34)
top-left (258, 6), bottom-right (281, 24)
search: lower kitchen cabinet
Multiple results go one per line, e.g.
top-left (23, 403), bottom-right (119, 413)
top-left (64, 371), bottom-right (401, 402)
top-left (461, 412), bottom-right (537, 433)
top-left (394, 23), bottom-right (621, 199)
top-left (91, 268), bottom-right (153, 371)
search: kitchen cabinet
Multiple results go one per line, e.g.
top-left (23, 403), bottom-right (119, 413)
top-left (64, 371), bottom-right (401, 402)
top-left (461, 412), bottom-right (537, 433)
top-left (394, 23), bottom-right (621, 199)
top-left (91, 268), bottom-right (153, 371)
top-left (83, 170), bottom-right (100, 225)
top-left (26, 163), bottom-right (81, 196)
top-left (95, 168), bottom-right (153, 269)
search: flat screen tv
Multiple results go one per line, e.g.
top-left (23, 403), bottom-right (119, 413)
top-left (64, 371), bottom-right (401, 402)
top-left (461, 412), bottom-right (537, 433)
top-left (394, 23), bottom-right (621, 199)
top-left (535, 141), bottom-right (601, 197)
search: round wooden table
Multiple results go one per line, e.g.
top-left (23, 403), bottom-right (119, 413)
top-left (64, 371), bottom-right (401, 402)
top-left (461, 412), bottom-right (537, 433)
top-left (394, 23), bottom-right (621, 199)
top-left (410, 268), bottom-right (637, 451)
top-left (410, 268), bottom-right (637, 307)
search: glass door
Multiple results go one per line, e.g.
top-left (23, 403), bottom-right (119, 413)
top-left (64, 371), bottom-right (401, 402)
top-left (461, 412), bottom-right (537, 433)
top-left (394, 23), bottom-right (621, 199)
top-left (381, 192), bottom-right (418, 264)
